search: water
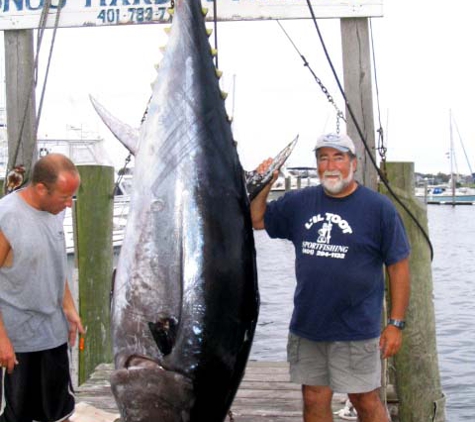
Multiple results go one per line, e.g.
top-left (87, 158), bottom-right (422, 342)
top-left (250, 229), bottom-right (295, 361)
top-left (429, 206), bottom-right (475, 421)
top-left (249, 205), bottom-right (475, 421)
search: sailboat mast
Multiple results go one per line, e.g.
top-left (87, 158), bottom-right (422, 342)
top-left (449, 109), bottom-right (456, 203)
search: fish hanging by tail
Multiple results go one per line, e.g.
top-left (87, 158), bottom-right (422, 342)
top-left (98, 0), bottom-right (261, 420)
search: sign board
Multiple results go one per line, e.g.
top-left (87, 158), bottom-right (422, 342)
top-left (0, 0), bottom-right (383, 31)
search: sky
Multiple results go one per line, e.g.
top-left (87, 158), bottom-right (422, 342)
top-left (2, 0), bottom-right (475, 175)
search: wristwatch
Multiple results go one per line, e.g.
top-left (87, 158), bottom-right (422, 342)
top-left (387, 318), bottom-right (406, 330)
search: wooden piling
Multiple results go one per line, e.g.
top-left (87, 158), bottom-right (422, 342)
top-left (4, 30), bottom-right (37, 182)
top-left (340, 18), bottom-right (377, 189)
top-left (74, 165), bottom-right (114, 385)
top-left (382, 162), bottom-right (446, 422)
top-left (285, 176), bottom-right (291, 191)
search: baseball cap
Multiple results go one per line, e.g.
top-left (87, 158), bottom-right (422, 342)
top-left (314, 133), bottom-right (356, 154)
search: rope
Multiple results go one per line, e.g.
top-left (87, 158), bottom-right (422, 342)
top-left (303, 0), bottom-right (434, 260)
top-left (36, 1), bottom-right (63, 135)
top-left (369, 19), bottom-right (387, 166)
top-left (113, 154), bottom-right (132, 196)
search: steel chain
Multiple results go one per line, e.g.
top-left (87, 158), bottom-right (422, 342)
top-left (376, 127), bottom-right (387, 162)
top-left (310, 69), bottom-right (345, 134)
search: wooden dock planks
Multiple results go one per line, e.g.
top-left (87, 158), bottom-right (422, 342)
top-left (74, 360), bottom-right (398, 421)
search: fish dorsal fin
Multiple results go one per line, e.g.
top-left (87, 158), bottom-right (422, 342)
top-left (148, 316), bottom-right (178, 356)
top-left (89, 95), bottom-right (140, 156)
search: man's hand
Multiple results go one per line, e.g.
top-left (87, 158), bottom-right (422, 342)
top-left (250, 158), bottom-right (278, 230)
top-left (255, 158), bottom-right (279, 183)
top-left (379, 325), bottom-right (403, 359)
top-left (64, 308), bottom-right (85, 347)
top-left (0, 334), bottom-right (18, 374)
top-left (63, 282), bottom-right (85, 347)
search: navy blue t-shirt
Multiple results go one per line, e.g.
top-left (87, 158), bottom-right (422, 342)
top-left (264, 184), bottom-right (410, 342)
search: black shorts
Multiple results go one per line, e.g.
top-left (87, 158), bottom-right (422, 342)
top-left (0, 343), bottom-right (75, 422)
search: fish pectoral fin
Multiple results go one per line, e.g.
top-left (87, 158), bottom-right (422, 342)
top-left (148, 316), bottom-right (178, 356)
top-left (245, 134), bottom-right (299, 201)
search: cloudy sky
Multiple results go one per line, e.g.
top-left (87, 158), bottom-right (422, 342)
top-left (2, 0), bottom-right (474, 175)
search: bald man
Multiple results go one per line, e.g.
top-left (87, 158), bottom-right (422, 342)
top-left (0, 153), bottom-right (85, 422)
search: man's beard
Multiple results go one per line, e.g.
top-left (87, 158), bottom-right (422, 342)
top-left (321, 166), bottom-right (355, 195)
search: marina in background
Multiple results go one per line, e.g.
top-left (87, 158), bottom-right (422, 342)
top-left (415, 182), bottom-right (475, 205)
top-left (415, 111), bottom-right (475, 205)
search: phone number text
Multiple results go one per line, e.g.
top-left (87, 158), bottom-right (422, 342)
top-left (97, 7), bottom-right (169, 24)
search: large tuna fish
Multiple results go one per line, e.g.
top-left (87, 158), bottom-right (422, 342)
top-left (92, 0), bottom-right (298, 420)
top-left (107, 0), bottom-right (258, 421)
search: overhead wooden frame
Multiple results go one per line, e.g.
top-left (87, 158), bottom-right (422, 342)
top-left (0, 0), bottom-right (383, 30)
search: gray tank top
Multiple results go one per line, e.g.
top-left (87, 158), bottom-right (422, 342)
top-left (0, 192), bottom-right (69, 352)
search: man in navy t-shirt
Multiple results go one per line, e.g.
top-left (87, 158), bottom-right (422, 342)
top-left (251, 133), bottom-right (410, 422)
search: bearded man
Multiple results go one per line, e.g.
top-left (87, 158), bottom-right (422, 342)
top-left (250, 133), bottom-right (411, 422)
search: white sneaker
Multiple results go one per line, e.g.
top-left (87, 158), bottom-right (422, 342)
top-left (333, 399), bottom-right (358, 421)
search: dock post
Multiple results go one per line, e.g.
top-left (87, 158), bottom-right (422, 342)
top-left (74, 165), bottom-right (114, 385)
top-left (285, 176), bottom-right (291, 191)
top-left (4, 30), bottom-right (37, 183)
top-left (382, 162), bottom-right (446, 422)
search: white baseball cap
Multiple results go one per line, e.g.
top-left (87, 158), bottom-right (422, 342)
top-left (314, 133), bottom-right (356, 154)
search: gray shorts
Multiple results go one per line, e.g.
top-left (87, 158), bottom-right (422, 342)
top-left (287, 332), bottom-right (381, 393)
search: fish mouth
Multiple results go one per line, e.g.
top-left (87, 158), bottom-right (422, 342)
top-left (123, 354), bottom-right (161, 369)
top-left (111, 355), bottom-right (194, 422)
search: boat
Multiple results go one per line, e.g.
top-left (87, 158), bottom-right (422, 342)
top-left (269, 166), bottom-right (320, 200)
top-left (415, 110), bottom-right (475, 205)
top-left (415, 183), bottom-right (475, 205)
